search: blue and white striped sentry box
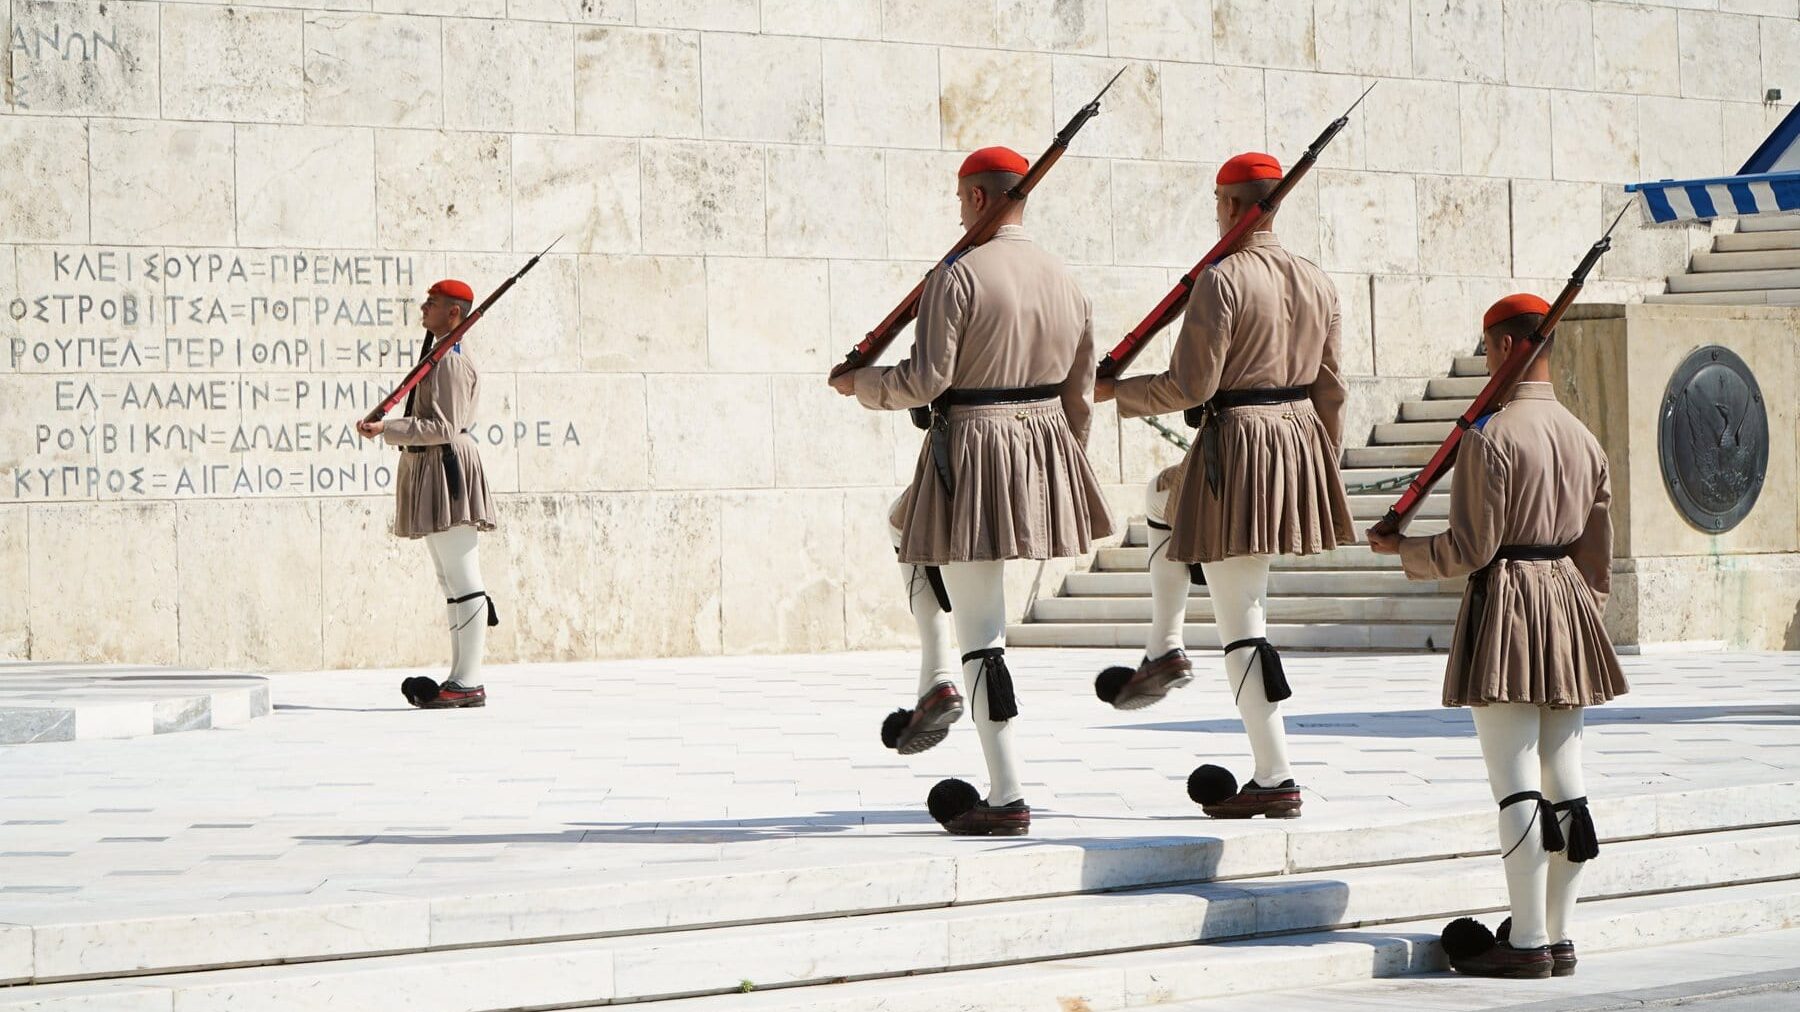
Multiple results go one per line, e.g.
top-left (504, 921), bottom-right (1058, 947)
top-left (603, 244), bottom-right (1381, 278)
top-left (1626, 103), bottom-right (1800, 225)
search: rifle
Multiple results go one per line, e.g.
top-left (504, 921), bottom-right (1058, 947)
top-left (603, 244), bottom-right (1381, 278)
top-left (361, 237), bottom-right (561, 425)
top-left (1368, 206), bottom-right (1630, 538)
top-left (827, 66), bottom-right (1128, 381)
top-left (1096, 83), bottom-right (1376, 380)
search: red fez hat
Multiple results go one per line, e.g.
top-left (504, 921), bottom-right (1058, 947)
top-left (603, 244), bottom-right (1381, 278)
top-left (1483, 293), bottom-right (1551, 331)
top-left (1217, 152), bottom-right (1282, 185)
top-left (958, 146), bottom-right (1029, 178)
top-left (429, 279), bottom-right (474, 303)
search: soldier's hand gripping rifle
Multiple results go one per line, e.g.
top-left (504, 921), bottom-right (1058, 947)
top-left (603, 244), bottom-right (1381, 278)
top-left (827, 66), bottom-right (1128, 381)
top-left (1368, 206), bottom-right (1630, 538)
top-left (359, 236), bottom-right (561, 425)
top-left (1095, 84), bottom-right (1376, 380)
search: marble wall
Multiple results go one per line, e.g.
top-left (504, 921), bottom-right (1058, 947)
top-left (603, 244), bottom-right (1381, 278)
top-left (1, 1), bottom-right (1792, 669)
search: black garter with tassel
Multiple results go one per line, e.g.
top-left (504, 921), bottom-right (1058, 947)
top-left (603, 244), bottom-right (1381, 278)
top-left (1223, 637), bottom-right (1291, 703)
top-left (1553, 796), bottom-right (1599, 862)
top-left (962, 647), bottom-right (1018, 722)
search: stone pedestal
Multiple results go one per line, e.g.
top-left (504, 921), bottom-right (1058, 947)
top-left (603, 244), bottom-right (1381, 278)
top-left (1557, 303), bottom-right (1800, 650)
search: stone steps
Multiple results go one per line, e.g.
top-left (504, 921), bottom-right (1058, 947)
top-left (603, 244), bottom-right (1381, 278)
top-left (1426, 376), bottom-right (1487, 399)
top-left (1007, 620), bottom-right (1456, 650)
top-left (1644, 289), bottom-right (1800, 305)
top-left (1690, 248), bottom-right (1800, 272)
top-left (1665, 266), bottom-right (1800, 293)
top-left (1096, 544), bottom-right (1406, 573)
top-left (1450, 356), bottom-right (1486, 377)
top-left (1713, 229), bottom-right (1800, 251)
top-left (7, 806), bottom-right (1795, 1010)
top-left (1398, 398), bottom-right (1473, 422)
top-left (1734, 214), bottom-right (1800, 231)
top-left (1343, 444), bottom-right (1435, 468)
top-left (1060, 570), bottom-right (1464, 597)
top-left (637, 881), bottom-right (1800, 1012)
top-left (1372, 420), bottom-right (1455, 445)
top-left (1030, 594), bottom-right (1463, 625)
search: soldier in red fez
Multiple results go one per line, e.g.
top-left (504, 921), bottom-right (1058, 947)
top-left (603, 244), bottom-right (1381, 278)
top-left (1368, 294), bottom-right (1626, 979)
top-left (1094, 152), bottom-right (1355, 818)
top-left (357, 280), bottom-right (499, 709)
top-left (829, 145), bottom-right (1114, 836)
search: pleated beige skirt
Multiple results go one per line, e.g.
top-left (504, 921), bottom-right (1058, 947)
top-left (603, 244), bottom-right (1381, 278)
top-left (392, 434), bottom-right (497, 539)
top-left (894, 399), bottom-right (1115, 565)
top-left (1163, 399), bottom-right (1355, 564)
top-left (1444, 558), bottom-right (1629, 708)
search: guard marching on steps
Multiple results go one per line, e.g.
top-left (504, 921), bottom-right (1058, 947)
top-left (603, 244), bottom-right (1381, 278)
top-left (831, 146), bottom-right (1115, 836)
top-left (1095, 153), bottom-right (1356, 820)
top-left (357, 280), bottom-right (500, 710)
top-left (1368, 295), bottom-right (1628, 980)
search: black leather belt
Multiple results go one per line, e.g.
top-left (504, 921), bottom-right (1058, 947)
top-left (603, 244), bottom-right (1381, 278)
top-left (1490, 545), bottom-right (1570, 564)
top-left (1184, 386), bottom-right (1309, 494)
top-left (941, 384), bottom-right (1062, 406)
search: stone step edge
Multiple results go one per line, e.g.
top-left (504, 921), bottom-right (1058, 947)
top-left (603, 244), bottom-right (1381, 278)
top-left (14, 825), bottom-right (1798, 1009)
top-left (6, 783), bottom-right (1796, 987)
top-left (619, 877), bottom-right (1800, 1011)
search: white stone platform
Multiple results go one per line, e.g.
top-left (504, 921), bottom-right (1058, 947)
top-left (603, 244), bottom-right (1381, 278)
top-left (0, 663), bottom-right (270, 745)
top-left (0, 649), bottom-right (1796, 1009)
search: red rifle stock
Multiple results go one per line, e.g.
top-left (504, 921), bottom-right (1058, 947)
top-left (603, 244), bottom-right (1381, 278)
top-left (1368, 206), bottom-right (1630, 538)
top-left (1096, 84), bottom-right (1375, 380)
top-left (361, 237), bottom-right (560, 425)
top-left (828, 66), bottom-right (1128, 380)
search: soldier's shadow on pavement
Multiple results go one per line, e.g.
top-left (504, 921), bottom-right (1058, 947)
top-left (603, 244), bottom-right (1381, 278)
top-left (1119, 703), bottom-right (1800, 739)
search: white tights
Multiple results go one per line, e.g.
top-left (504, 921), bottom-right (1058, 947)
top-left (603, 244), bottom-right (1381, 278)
top-left (425, 525), bottom-right (487, 689)
top-left (940, 561), bottom-right (1022, 807)
top-left (1145, 478), bottom-right (1290, 786)
top-left (891, 505), bottom-right (958, 699)
top-left (1471, 703), bottom-right (1588, 948)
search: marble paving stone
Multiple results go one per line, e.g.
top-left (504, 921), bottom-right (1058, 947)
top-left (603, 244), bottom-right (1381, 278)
top-left (1212, 0), bottom-right (1314, 70)
top-left (938, 48), bottom-right (1053, 155)
top-left (1330, 272), bottom-right (1376, 377)
top-left (512, 136), bottom-right (640, 256)
top-left (1107, 0), bottom-right (1211, 63)
top-left (1678, 10), bottom-right (1764, 102)
top-left (1266, 71), bottom-right (1367, 171)
top-left (1411, 0), bottom-right (1504, 84)
top-left (997, 0), bottom-right (1107, 55)
top-left (375, 132), bottom-right (512, 251)
top-left (1638, 96), bottom-right (1726, 182)
top-left (27, 504), bottom-right (178, 666)
top-left (515, 374), bottom-right (648, 492)
top-left (1502, 0), bottom-right (1594, 91)
top-left (0, 708), bottom-right (74, 745)
top-left (1318, 171), bottom-right (1417, 274)
top-left (449, 252), bottom-right (582, 372)
top-left (575, 28), bottom-right (702, 138)
top-left (159, 6), bottom-right (303, 124)
top-left (0, 120), bottom-right (87, 244)
top-left (1594, 2), bottom-right (1681, 97)
top-left (647, 375), bottom-right (774, 489)
top-left (1416, 176), bottom-right (1511, 278)
top-left (442, 19), bottom-right (575, 135)
top-left (880, 0), bottom-right (998, 47)
top-left (8, 0), bottom-right (158, 117)
top-left (1459, 83), bottom-right (1553, 181)
top-left (1315, 0), bottom-right (1410, 77)
top-left (771, 376), bottom-right (891, 489)
top-left (761, 0), bottom-right (881, 40)
top-left (1364, 78), bottom-right (1461, 175)
top-left (1762, 18), bottom-right (1800, 112)
top-left (506, 0), bottom-right (632, 25)
top-left (303, 13), bottom-right (441, 129)
top-left (1051, 57), bottom-right (1162, 161)
top-left (767, 148), bottom-right (888, 259)
top-left (882, 149), bottom-right (968, 261)
top-left (704, 257), bottom-right (831, 372)
top-left (639, 0), bottom-right (757, 31)
top-left (640, 141), bottom-right (767, 256)
top-left (89, 121), bottom-right (235, 252)
top-left (235, 125), bottom-right (376, 249)
top-left (822, 41), bottom-right (939, 150)
top-left (1550, 91), bottom-right (1641, 183)
top-left (1511, 178), bottom-right (1602, 280)
top-left (175, 501), bottom-right (324, 672)
top-left (701, 33), bottom-right (823, 144)
top-left (720, 491), bottom-right (847, 654)
top-left (1027, 156), bottom-right (1113, 266)
top-left (579, 255), bottom-right (709, 372)
top-left (1159, 62), bottom-right (1266, 165)
top-left (1111, 160), bottom-right (1214, 269)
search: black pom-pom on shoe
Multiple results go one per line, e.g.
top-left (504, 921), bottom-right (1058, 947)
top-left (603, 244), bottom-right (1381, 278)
top-left (1186, 764), bottom-right (1239, 806)
top-left (880, 708), bottom-right (912, 751)
top-left (401, 676), bottom-right (441, 707)
top-left (1094, 666), bottom-right (1133, 704)
top-left (927, 778), bottom-right (981, 825)
top-left (1440, 917), bottom-right (1498, 961)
